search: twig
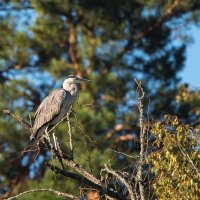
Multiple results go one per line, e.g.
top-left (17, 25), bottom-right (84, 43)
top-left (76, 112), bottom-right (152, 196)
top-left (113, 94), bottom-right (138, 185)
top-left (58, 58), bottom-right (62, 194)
top-left (3, 110), bottom-right (31, 130)
top-left (67, 111), bottom-right (73, 158)
top-left (44, 138), bottom-right (124, 199)
top-left (54, 136), bottom-right (65, 170)
top-left (103, 164), bottom-right (136, 200)
top-left (110, 149), bottom-right (139, 159)
top-left (177, 142), bottom-right (200, 179)
top-left (44, 138), bottom-right (102, 187)
top-left (134, 79), bottom-right (146, 200)
top-left (64, 157), bottom-right (102, 186)
top-left (5, 188), bottom-right (78, 200)
top-left (75, 124), bottom-right (96, 143)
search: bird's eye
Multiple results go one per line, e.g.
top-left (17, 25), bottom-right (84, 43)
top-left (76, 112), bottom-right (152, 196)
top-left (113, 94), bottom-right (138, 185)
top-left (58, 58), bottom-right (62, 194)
top-left (68, 75), bottom-right (75, 79)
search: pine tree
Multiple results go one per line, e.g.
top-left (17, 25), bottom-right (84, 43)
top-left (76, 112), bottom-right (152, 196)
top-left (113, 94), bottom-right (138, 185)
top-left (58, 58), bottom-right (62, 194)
top-left (0, 0), bottom-right (200, 198)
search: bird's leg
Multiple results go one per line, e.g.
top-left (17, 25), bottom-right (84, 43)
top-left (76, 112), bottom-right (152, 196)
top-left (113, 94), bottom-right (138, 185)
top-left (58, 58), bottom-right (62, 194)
top-left (45, 126), bottom-right (48, 136)
top-left (53, 132), bottom-right (58, 150)
top-left (33, 140), bottom-right (41, 161)
top-left (68, 105), bottom-right (75, 117)
top-left (70, 108), bottom-right (75, 116)
top-left (44, 126), bottom-right (54, 151)
top-left (45, 126), bottom-right (50, 142)
top-left (69, 107), bottom-right (78, 124)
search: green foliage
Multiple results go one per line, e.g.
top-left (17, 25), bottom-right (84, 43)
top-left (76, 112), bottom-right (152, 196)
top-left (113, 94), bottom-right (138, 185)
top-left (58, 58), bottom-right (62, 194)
top-left (176, 85), bottom-right (200, 116)
top-left (148, 115), bottom-right (200, 200)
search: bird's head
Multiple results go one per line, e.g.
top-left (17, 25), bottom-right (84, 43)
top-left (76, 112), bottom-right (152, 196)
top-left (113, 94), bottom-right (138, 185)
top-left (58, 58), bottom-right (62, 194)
top-left (66, 75), bottom-right (90, 83)
top-left (62, 75), bottom-right (90, 91)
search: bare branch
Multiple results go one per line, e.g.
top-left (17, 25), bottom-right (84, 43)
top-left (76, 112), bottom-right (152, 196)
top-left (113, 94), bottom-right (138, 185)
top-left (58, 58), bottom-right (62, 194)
top-left (46, 163), bottom-right (122, 199)
top-left (54, 136), bottom-right (66, 170)
top-left (135, 79), bottom-right (146, 200)
top-left (67, 110), bottom-right (74, 158)
top-left (177, 142), bottom-right (200, 179)
top-left (45, 134), bottom-right (100, 187)
top-left (103, 164), bottom-right (136, 200)
top-left (44, 138), bottom-right (124, 200)
top-left (3, 110), bottom-right (31, 130)
top-left (43, 136), bottom-right (124, 200)
top-left (63, 157), bottom-right (102, 186)
top-left (110, 149), bottom-right (139, 159)
top-left (5, 188), bottom-right (78, 200)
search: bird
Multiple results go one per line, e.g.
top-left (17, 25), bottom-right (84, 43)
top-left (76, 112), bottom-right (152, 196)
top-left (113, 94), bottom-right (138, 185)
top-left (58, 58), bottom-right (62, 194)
top-left (30, 75), bottom-right (90, 141)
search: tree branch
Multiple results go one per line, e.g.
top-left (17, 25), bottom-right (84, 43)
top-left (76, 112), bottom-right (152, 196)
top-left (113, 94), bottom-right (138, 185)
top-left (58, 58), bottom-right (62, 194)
top-left (43, 138), bottom-right (124, 199)
top-left (45, 137), bottom-right (102, 186)
top-left (46, 163), bottom-right (123, 199)
top-left (135, 79), bottom-right (146, 200)
top-left (4, 188), bottom-right (78, 200)
top-left (119, 0), bottom-right (182, 55)
top-left (3, 110), bottom-right (31, 130)
top-left (68, 24), bottom-right (82, 77)
top-left (67, 111), bottom-right (74, 159)
top-left (103, 164), bottom-right (136, 200)
top-left (177, 142), bottom-right (200, 179)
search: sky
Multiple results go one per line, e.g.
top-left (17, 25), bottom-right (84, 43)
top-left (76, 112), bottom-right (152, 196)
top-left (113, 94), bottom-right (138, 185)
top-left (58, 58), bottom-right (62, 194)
top-left (181, 26), bottom-right (200, 88)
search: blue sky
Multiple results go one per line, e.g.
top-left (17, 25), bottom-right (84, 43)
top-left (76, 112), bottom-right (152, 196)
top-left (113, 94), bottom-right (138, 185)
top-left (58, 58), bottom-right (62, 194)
top-left (181, 26), bottom-right (200, 88)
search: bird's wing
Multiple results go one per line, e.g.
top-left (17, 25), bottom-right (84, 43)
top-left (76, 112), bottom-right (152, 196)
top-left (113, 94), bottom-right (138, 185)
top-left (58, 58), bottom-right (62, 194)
top-left (32, 89), bottom-right (67, 133)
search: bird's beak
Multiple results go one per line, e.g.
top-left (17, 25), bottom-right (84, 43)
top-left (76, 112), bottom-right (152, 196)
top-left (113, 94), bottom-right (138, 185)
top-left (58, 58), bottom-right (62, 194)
top-left (77, 77), bottom-right (90, 82)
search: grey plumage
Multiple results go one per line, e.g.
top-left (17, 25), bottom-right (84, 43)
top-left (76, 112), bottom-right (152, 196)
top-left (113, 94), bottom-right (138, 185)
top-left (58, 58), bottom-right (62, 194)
top-left (30, 75), bottom-right (89, 141)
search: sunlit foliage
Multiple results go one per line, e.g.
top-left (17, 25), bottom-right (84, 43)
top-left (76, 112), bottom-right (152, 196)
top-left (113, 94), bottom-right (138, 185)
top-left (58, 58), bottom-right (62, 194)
top-left (148, 115), bottom-right (200, 200)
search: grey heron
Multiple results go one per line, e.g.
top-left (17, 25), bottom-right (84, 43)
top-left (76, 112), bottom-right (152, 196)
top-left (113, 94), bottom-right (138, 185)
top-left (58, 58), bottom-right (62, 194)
top-left (30, 75), bottom-right (89, 141)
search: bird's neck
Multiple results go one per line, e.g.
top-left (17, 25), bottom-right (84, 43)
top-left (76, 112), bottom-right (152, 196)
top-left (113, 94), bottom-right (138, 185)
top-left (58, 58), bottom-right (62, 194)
top-left (63, 83), bottom-right (78, 97)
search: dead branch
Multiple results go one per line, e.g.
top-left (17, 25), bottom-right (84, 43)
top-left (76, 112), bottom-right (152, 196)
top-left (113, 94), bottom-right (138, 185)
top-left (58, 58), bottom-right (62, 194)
top-left (135, 79), bottom-right (146, 200)
top-left (3, 110), bottom-right (31, 130)
top-left (110, 149), bottom-right (139, 159)
top-left (177, 141), bottom-right (200, 179)
top-left (67, 110), bottom-right (74, 158)
top-left (53, 136), bottom-right (65, 170)
top-left (4, 188), bottom-right (78, 200)
top-left (48, 123), bottom-right (99, 186)
top-left (103, 164), bottom-right (136, 200)
top-left (43, 137), bottom-right (124, 199)
top-left (46, 163), bottom-right (122, 199)
top-left (63, 158), bottom-right (101, 185)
